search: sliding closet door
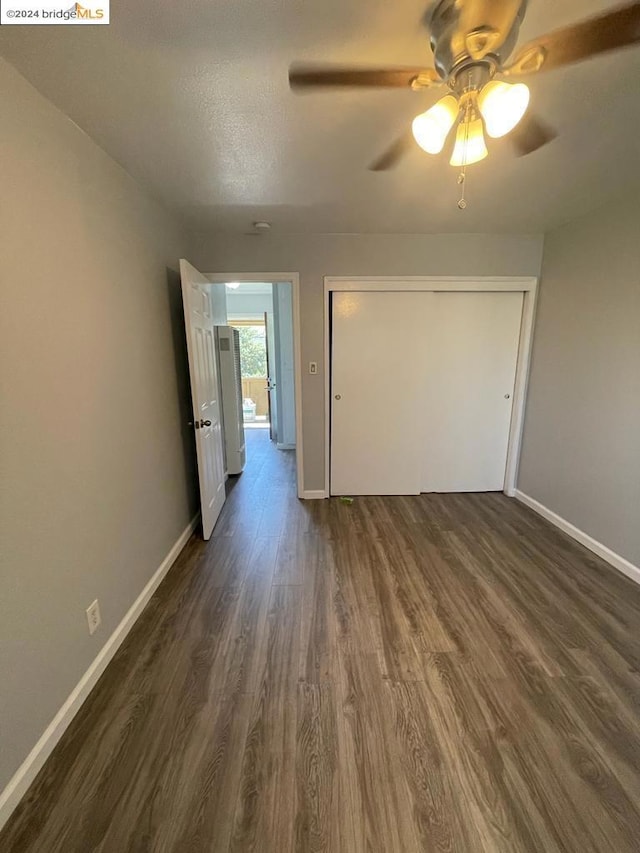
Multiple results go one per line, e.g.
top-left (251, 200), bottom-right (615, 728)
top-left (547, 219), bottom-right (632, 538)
top-left (421, 291), bottom-right (523, 492)
top-left (330, 288), bottom-right (523, 496)
top-left (331, 291), bottom-right (429, 495)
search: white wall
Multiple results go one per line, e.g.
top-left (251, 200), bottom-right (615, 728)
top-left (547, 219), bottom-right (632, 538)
top-left (518, 195), bottom-right (640, 567)
top-left (0, 59), bottom-right (196, 801)
top-left (225, 289), bottom-right (272, 321)
top-left (192, 232), bottom-right (545, 491)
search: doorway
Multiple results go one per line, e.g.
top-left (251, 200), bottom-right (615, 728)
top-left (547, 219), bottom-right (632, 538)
top-left (228, 319), bottom-right (271, 431)
top-left (210, 276), bottom-right (303, 497)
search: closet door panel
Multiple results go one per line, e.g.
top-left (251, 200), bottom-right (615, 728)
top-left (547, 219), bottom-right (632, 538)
top-left (421, 291), bottom-right (523, 493)
top-left (331, 291), bottom-right (429, 495)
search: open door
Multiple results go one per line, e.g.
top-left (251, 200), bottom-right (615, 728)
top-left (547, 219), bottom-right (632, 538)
top-left (264, 310), bottom-right (278, 442)
top-left (180, 260), bottom-right (226, 539)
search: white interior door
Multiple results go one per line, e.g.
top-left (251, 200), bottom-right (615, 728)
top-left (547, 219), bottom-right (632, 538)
top-left (331, 292), bottom-right (429, 495)
top-left (180, 259), bottom-right (226, 539)
top-left (421, 291), bottom-right (523, 492)
top-left (264, 309), bottom-right (278, 442)
top-left (272, 283), bottom-right (296, 448)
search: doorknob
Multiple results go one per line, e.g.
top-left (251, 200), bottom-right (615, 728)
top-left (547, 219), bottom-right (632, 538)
top-left (200, 419), bottom-right (212, 427)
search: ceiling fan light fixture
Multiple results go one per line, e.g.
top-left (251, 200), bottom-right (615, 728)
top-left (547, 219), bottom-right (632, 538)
top-left (449, 116), bottom-right (488, 167)
top-left (478, 80), bottom-right (530, 138)
top-left (411, 95), bottom-right (459, 154)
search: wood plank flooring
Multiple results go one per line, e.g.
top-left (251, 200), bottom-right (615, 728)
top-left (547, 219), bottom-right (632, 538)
top-left (2, 427), bottom-right (640, 852)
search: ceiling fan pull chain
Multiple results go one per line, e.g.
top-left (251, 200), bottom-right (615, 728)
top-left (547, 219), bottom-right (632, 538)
top-left (457, 167), bottom-right (467, 210)
top-left (457, 96), bottom-right (470, 210)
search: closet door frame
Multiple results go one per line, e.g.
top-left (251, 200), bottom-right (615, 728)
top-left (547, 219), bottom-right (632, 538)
top-left (323, 276), bottom-right (538, 499)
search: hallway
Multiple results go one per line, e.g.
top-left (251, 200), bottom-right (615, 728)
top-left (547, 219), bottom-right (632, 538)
top-left (2, 430), bottom-right (640, 852)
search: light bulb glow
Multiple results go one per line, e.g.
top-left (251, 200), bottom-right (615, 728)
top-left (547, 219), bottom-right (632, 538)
top-left (226, 282), bottom-right (241, 289)
top-left (478, 81), bottom-right (530, 138)
top-left (449, 117), bottom-right (488, 166)
top-left (412, 95), bottom-right (459, 154)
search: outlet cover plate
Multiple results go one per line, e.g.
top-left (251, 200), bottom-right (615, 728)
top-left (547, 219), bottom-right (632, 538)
top-left (86, 599), bottom-right (101, 635)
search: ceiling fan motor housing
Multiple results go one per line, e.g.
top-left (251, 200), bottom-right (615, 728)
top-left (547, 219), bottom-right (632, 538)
top-left (428, 0), bottom-right (529, 81)
top-left (451, 62), bottom-right (493, 99)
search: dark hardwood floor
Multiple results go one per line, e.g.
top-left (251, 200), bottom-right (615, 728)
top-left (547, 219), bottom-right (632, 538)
top-left (2, 428), bottom-right (640, 852)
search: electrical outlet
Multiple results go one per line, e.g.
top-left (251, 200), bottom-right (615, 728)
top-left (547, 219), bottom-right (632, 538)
top-left (309, 361), bottom-right (318, 375)
top-left (86, 599), bottom-right (101, 635)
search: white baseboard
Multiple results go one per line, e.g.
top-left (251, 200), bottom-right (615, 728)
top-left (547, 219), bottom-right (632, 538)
top-left (514, 491), bottom-right (640, 586)
top-left (301, 489), bottom-right (328, 500)
top-left (0, 514), bottom-right (200, 832)
top-left (276, 443), bottom-right (296, 450)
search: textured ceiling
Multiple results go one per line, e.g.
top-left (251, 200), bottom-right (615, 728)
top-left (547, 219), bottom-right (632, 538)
top-left (1, 0), bottom-right (639, 234)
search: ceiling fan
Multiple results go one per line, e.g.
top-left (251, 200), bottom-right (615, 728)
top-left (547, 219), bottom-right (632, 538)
top-left (289, 0), bottom-right (640, 179)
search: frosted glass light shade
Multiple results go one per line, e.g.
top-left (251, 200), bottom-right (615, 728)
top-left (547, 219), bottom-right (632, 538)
top-left (449, 118), bottom-right (488, 166)
top-left (412, 95), bottom-right (459, 154)
top-left (478, 81), bottom-right (530, 138)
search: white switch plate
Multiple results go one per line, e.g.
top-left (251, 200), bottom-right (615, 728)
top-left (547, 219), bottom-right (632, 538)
top-left (86, 599), bottom-right (101, 635)
top-left (309, 361), bottom-right (318, 375)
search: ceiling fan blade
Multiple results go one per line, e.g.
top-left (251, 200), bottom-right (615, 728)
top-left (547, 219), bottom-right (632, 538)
top-left (505, 2), bottom-right (640, 75)
top-left (508, 113), bottom-right (558, 156)
top-left (369, 130), bottom-right (416, 171)
top-left (289, 64), bottom-right (441, 90)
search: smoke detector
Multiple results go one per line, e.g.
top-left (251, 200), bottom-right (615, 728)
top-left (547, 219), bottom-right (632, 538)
top-left (252, 221), bottom-right (271, 232)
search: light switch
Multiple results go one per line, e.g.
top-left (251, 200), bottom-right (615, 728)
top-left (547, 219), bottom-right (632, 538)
top-left (309, 362), bottom-right (318, 375)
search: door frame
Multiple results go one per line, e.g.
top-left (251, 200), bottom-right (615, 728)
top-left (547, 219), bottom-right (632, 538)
top-left (207, 272), bottom-right (304, 499)
top-left (263, 310), bottom-right (275, 442)
top-left (323, 276), bottom-right (539, 499)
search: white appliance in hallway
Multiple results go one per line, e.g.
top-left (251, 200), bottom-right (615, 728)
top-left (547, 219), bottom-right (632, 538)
top-left (215, 325), bottom-right (246, 475)
top-left (331, 290), bottom-right (523, 496)
top-left (179, 259), bottom-right (227, 539)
